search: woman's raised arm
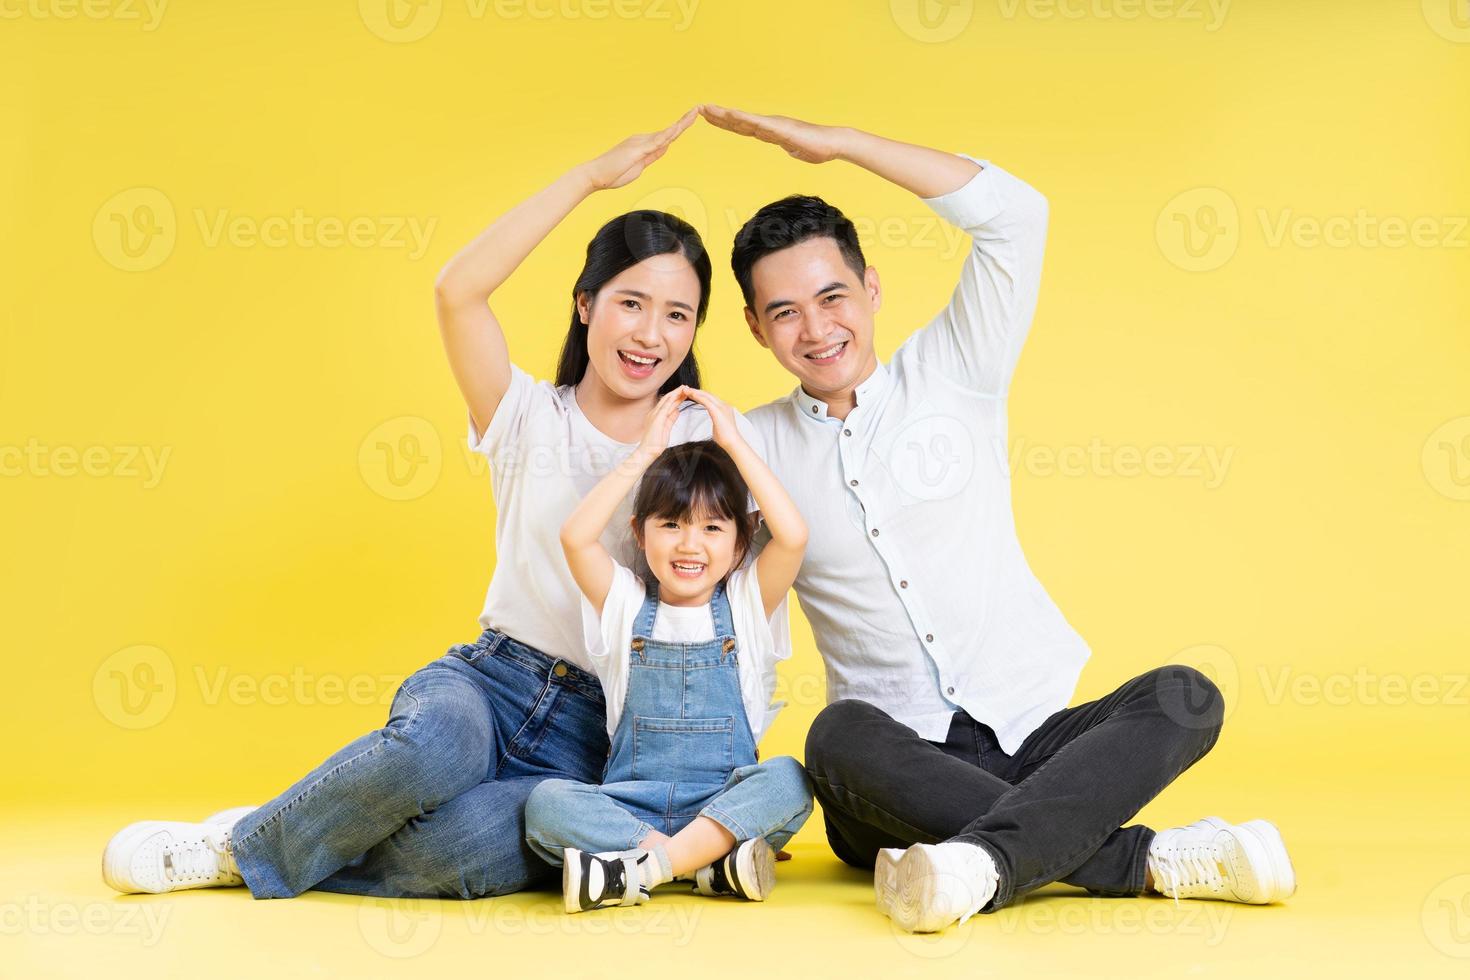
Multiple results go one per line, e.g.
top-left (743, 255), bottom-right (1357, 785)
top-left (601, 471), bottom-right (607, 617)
top-left (434, 108), bottom-right (698, 437)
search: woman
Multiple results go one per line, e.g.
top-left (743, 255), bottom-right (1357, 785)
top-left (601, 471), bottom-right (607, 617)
top-left (101, 107), bottom-right (749, 900)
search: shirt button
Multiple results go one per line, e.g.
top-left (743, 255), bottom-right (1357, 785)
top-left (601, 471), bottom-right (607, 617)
top-left (870, 528), bottom-right (880, 537)
top-left (947, 686), bottom-right (956, 695)
top-left (925, 633), bottom-right (934, 643)
top-left (899, 580), bottom-right (908, 589)
top-left (843, 428), bottom-right (852, 437)
top-left (810, 405), bottom-right (818, 414)
top-left (849, 479), bottom-right (859, 487)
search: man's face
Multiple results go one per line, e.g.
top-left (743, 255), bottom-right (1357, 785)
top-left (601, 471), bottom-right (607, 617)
top-left (744, 237), bottom-right (881, 401)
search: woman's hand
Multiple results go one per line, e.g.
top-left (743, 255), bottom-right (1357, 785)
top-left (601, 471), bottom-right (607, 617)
top-left (580, 108), bottom-right (699, 191)
top-left (681, 387), bottom-right (745, 453)
top-left (698, 104), bottom-right (850, 164)
top-left (634, 386), bottom-right (691, 461)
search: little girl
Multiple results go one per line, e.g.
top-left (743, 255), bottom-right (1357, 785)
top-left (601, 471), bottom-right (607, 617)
top-left (524, 385), bottom-right (813, 913)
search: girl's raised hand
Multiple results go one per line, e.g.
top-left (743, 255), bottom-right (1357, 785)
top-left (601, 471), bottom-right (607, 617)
top-left (581, 108), bottom-right (699, 192)
top-left (635, 386), bottom-right (690, 460)
top-left (682, 387), bottom-right (744, 451)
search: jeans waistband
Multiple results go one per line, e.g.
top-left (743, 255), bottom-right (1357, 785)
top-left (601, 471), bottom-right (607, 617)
top-left (478, 629), bottom-right (605, 704)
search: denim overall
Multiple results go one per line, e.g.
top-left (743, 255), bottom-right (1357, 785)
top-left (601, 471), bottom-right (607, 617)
top-left (600, 578), bottom-right (759, 832)
top-left (522, 578), bottom-right (814, 863)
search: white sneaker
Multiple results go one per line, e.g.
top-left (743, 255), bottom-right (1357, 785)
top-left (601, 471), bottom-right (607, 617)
top-left (1147, 816), bottom-right (1296, 904)
top-left (203, 806), bottom-right (256, 828)
top-left (876, 841), bottom-right (1000, 933)
top-left (693, 837), bottom-right (777, 901)
top-left (102, 821), bottom-right (244, 894)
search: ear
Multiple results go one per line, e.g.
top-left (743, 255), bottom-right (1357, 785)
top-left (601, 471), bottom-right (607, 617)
top-left (629, 514), bottom-right (643, 546)
top-left (864, 265), bottom-right (882, 316)
top-left (576, 290), bottom-right (593, 326)
top-left (744, 306), bottom-right (770, 349)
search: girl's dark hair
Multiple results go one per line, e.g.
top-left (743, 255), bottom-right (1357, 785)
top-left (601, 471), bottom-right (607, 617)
top-left (555, 209), bottom-right (710, 394)
top-left (632, 441), bottom-right (757, 574)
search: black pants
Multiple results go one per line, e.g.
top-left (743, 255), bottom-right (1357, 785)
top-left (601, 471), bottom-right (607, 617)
top-left (804, 665), bottom-right (1224, 911)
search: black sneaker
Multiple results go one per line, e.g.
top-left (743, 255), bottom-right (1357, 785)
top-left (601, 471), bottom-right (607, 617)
top-left (562, 848), bottom-right (652, 914)
top-left (693, 837), bottom-right (776, 901)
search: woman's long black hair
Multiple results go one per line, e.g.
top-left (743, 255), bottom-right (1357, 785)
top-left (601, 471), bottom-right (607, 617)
top-left (554, 209), bottom-right (709, 394)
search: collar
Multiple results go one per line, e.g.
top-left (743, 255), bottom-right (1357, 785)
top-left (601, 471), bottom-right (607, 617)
top-left (794, 361), bottom-right (890, 423)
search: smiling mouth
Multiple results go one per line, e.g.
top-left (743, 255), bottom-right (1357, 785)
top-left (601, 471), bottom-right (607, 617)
top-left (671, 561), bottom-right (706, 579)
top-left (805, 340), bottom-right (847, 363)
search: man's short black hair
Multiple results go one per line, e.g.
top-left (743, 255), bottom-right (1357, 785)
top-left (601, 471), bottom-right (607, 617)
top-left (730, 195), bottom-right (867, 309)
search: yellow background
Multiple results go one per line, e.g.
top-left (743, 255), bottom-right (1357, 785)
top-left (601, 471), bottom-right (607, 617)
top-left (2, 0), bottom-right (1467, 976)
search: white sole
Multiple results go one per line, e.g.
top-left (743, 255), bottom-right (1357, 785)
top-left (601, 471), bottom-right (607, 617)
top-left (1236, 819), bottom-right (1296, 903)
top-left (737, 838), bottom-right (777, 901)
top-left (874, 847), bottom-right (904, 913)
top-left (879, 845), bottom-right (972, 934)
top-left (562, 849), bottom-right (585, 914)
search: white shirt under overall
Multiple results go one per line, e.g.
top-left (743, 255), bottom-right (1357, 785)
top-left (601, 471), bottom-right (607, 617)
top-left (747, 158), bottom-right (1090, 754)
top-left (581, 560), bottom-right (791, 744)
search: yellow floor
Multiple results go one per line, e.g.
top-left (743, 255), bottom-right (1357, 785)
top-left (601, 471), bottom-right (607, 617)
top-left (4, 797), bottom-right (1466, 979)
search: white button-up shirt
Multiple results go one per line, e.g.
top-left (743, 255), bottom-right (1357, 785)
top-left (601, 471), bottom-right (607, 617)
top-left (747, 158), bottom-right (1089, 754)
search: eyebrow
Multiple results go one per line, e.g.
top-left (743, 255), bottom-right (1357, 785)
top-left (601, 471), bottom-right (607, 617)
top-left (762, 281), bottom-right (848, 316)
top-left (614, 289), bottom-right (694, 313)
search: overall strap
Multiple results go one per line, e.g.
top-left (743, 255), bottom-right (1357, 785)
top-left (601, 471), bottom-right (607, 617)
top-left (709, 578), bottom-right (737, 646)
top-left (630, 576), bottom-right (661, 645)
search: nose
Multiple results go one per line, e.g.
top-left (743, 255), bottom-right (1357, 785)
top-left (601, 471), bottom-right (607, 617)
top-left (798, 308), bottom-right (828, 345)
top-left (629, 310), bottom-right (660, 349)
top-left (675, 527), bottom-right (703, 553)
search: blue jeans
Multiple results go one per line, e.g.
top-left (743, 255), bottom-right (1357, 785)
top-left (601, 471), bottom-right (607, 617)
top-left (523, 756), bottom-right (813, 865)
top-left (230, 630), bottom-right (610, 899)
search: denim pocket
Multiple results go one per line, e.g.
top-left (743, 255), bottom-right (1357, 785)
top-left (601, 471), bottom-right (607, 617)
top-left (631, 716), bottom-right (733, 784)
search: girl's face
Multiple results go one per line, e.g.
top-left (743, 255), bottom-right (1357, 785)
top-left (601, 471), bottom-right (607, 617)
top-left (637, 509), bottom-right (740, 606)
top-left (578, 253), bottom-right (700, 402)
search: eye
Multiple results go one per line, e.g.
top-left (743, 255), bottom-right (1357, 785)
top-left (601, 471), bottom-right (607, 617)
top-left (668, 310), bottom-right (687, 321)
top-left (659, 520), bottom-right (679, 529)
top-left (823, 292), bottom-right (845, 303)
top-left (621, 299), bottom-right (642, 310)
top-left (704, 524), bottom-right (725, 533)
top-left (773, 308), bottom-right (795, 320)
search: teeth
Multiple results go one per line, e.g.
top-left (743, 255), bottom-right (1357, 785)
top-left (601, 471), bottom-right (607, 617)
top-left (622, 351), bottom-right (657, 365)
top-left (809, 341), bottom-right (845, 360)
top-left (673, 562), bottom-right (704, 571)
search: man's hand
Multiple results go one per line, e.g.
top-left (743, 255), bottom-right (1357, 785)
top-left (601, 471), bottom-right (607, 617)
top-left (699, 104), bottom-right (849, 164)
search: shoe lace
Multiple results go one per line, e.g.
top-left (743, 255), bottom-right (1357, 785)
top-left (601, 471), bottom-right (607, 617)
top-left (1149, 838), bottom-right (1226, 907)
top-left (164, 829), bottom-right (236, 882)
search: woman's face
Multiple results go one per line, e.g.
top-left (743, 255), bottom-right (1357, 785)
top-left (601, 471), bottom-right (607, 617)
top-left (577, 253), bottom-right (700, 401)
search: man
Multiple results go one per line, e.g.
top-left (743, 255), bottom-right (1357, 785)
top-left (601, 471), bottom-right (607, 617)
top-left (699, 104), bottom-right (1295, 934)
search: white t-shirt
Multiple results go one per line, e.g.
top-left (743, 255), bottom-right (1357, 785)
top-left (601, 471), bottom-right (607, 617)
top-left (468, 362), bottom-right (766, 673)
top-left (581, 560), bottom-right (791, 744)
